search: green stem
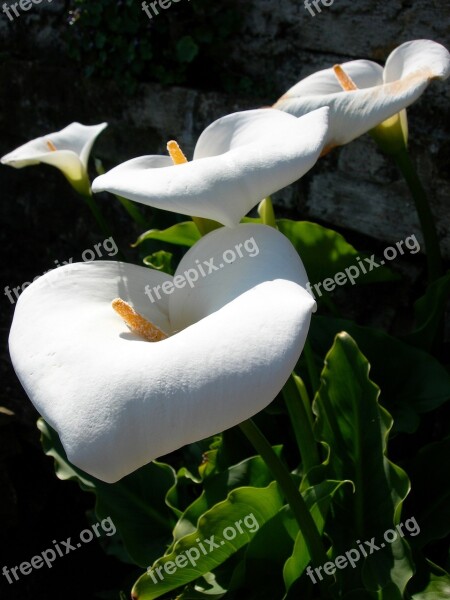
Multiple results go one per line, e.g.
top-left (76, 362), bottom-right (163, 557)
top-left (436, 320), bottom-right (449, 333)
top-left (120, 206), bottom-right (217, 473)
top-left (303, 340), bottom-right (320, 395)
top-left (257, 196), bottom-right (277, 228)
top-left (282, 375), bottom-right (320, 473)
top-left (393, 149), bottom-right (443, 282)
top-left (239, 419), bottom-right (329, 570)
top-left (94, 159), bottom-right (149, 230)
top-left (192, 216), bottom-right (222, 236)
top-left (81, 193), bottom-right (114, 240)
top-left (115, 195), bottom-right (150, 229)
top-left (81, 193), bottom-right (126, 262)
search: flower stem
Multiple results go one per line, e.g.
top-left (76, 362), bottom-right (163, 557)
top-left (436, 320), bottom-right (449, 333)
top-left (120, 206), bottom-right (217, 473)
top-left (192, 217), bottom-right (222, 236)
top-left (239, 419), bottom-right (329, 569)
top-left (81, 193), bottom-right (113, 239)
top-left (115, 195), bottom-right (150, 229)
top-left (257, 196), bottom-right (277, 228)
top-left (282, 374), bottom-right (320, 474)
top-left (81, 193), bottom-right (126, 261)
top-left (393, 148), bottom-right (443, 282)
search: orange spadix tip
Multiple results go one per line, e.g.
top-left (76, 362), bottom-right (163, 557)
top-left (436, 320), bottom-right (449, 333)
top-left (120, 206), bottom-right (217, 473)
top-left (167, 140), bottom-right (188, 165)
top-left (46, 140), bottom-right (57, 152)
top-left (333, 65), bottom-right (359, 91)
top-left (112, 298), bottom-right (168, 342)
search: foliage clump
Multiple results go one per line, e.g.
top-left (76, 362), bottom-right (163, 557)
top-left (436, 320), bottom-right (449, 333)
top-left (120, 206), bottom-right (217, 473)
top-left (66, 0), bottom-right (251, 94)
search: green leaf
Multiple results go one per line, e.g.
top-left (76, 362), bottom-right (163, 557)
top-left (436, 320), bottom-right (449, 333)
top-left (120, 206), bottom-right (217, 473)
top-left (403, 272), bottom-right (450, 351)
top-left (241, 216), bottom-right (262, 225)
top-left (309, 316), bottom-right (450, 433)
top-left (132, 483), bottom-right (284, 600)
top-left (283, 480), bottom-right (350, 592)
top-left (175, 573), bottom-right (228, 598)
top-left (341, 591), bottom-right (377, 599)
top-left (361, 537), bottom-right (415, 599)
top-left (313, 333), bottom-right (413, 597)
top-left (38, 419), bottom-right (176, 568)
top-left (176, 36), bottom-right (200, 63)
top-left (166, 468), bottom-right (201, 521)
top-left (143, 250), bottom-right (174, 275)
top-left (411, 573), bottom-right (450, 599)
top-left (132, 222), bottom-right (201, 248)
top-left (277, 219), bottom-right (397, 288)
top-left (231, 505), bottom-right (297, 600)
top-left (95, 31), bottom-right (107, 49)
top-left (171, 453), bottom-right (278, 546)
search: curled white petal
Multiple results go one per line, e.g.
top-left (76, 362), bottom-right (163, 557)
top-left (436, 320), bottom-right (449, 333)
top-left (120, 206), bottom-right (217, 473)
top-left (92, 108), bottom-right (329, 226)
top-left (278, 60), bottom-right (384, 98)
top-left (9, 225), bottom-right (315, 483)
top-left (169, 223), bottom-right (313, 330)
top-left (193, 108), bottom-right (308, 159)
top-left (1, 122), bottom-right (107, 184)
top-left (275, 39), bottom-right (450, 147)
top-left (384, 40), bottom-right (450, 83)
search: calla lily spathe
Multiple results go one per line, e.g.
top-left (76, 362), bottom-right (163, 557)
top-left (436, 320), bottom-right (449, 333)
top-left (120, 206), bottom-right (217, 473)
top-left (9, 224), bottom-right (316, 483)
top-left (92, 108), bottom-right (329, 227)
top-left (1, 122), bottom-right (107, 195)
top-left (274, 40), bottom-right (450, 149)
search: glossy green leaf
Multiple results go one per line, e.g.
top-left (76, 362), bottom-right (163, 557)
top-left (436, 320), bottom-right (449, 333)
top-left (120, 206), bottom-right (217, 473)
top-left (404, 272), bottom-right (450, 351)
top-left (171, 453), bottom-right (278, 546)
top-left (166, 467), bottom-right (202, 520)
top-left (143, 250), bottom-right (174, 274)
top-left (176, 36), bottom-right (200, 63)
top-left (309, 316), bottom-right (450, 433)
top-left (38, 419), bottom-right (176, 568)
top-left (362, 537), bottom-right (414, 599)
top-left (411, 573), bottom-right (450, 599)
top-left (240, 216), bottom-right (262, 225)
top-left (313, 333), bottom-right (413, 597)
top-left (341, 591), bottom-right (377, 599)
top-left (234, 505), bottom-right (297, 600)
top-left (132, 222), bottom-right (201, 248)
top-left (277, 219), bottom-right (397, 289)
top-left (132, 482), bottom-right (284, 600)
top-left (175, 573), bottom-right (228, 598)
top-left (283, 480), bottom-right (350, 592)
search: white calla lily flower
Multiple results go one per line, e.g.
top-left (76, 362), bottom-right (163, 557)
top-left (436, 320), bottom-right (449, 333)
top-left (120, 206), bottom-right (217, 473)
top-left (92, 108), bottom-right (329, 227)
top-left (1, 122), bottom-right (107, 195)
top-left (274, 40), bottom-right (450, 150)
top-left (10, 224), bottom-right (315, 483)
